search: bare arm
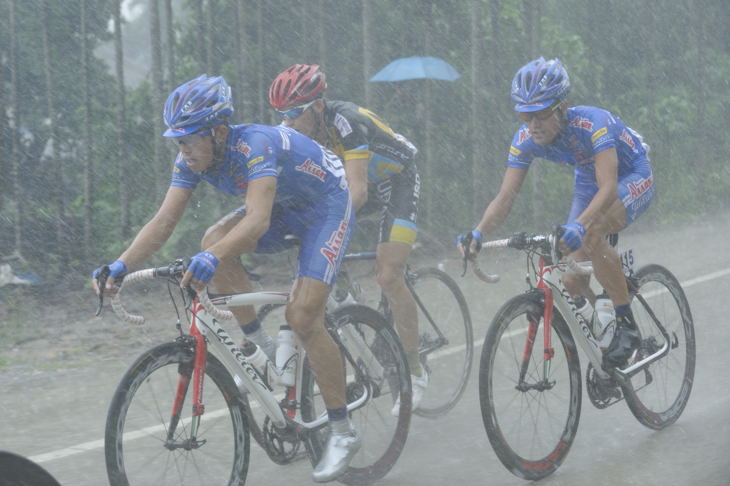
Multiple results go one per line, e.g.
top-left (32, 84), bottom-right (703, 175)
top-left (575, 148), bottom-right (619, 228)
top-left (475, 166), bottom-right (528, 236)
top-left (205, 176), bottom-right (277, 259)
top-left (118, 185), bottom-right (193, 269)
top-left (344, 156), bottom-right (370, 211)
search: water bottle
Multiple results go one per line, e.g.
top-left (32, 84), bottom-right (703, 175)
top-left (572, 295), bottom-right (594, 326)
top-left (275, 326), bottom-right (298, 387)
top-left (241, 339), bottom-right (271, 384)
top-left (594, 294), bottom-right (616, 349)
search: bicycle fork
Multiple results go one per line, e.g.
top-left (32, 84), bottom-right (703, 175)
top-left (166, 322), bottom-right (208, 451)
top-left (517, 281), bottom-right (556, 392)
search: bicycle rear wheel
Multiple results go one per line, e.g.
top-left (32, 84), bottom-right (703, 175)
top-left (105, 341), bottom-right (250, 486)
top-left (408, 267), bottom-right (473, 417)
top-left (479, 292), bottom-right (582, 480)
top-left (303, 304), bottom-right (411, 485)
top-left (622, 264), bottom-right (695, 429)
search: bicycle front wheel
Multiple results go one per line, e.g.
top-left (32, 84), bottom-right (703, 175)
top-left (622, 264), bottom-right (695, 429)
top-left (479, 292), bottom-right (582, 480)
top-left (303, 304), bottom-right (411, 485)
top-left (105, 341), bottom-right (250, 486)
top-left (409, 267), bottom-right (473, 417)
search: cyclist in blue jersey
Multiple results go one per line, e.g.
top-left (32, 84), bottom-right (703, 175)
top-left (92, 74), bottom-right (360, 482)
top-left (457, 57), bottom-right (654, 369)
top-left (269, 64), bottom-right (425, 416)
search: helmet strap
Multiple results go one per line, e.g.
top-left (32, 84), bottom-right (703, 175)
top-left (210, 124), bottom-right (229, 168)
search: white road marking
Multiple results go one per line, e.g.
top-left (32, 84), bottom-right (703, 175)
top-left (29, 266), bottom-right (730, 465)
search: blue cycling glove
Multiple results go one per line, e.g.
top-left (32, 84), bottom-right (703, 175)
top-left (455, 230), bottom-right (482, 247)
top-left (560, 221), bottom-right (586, 251)
top-left (92, 260), bottom-right (127, 280)
top-left (187, 251), bottom-right (220, 284)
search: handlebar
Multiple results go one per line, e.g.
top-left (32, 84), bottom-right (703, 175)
top-left (466, 230), bottom-right (592, 283)
top-left (103, 260), bottom-right (235, 324)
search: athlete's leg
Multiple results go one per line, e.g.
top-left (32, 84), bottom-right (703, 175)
top-left (376, 241), bottom-right (419, 362)
top-left (581, 199), bottom-right (628, 306)
top-left (286, 277), bottom-right (346, 406)
top-left (202, 208), bottom-right (256, 324)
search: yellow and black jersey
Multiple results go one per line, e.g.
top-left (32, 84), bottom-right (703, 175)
top-left (323, 100), bottom-right (418, 183)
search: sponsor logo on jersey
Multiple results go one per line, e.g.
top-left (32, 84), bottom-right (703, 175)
top-left (517, 128), bottom-right (531, 145)
top-left (510, 145), bottom-right (522, 156)
top-left (619, 129), bottom-right (638, 152)
top-left (295, 158), bottom-right (326, 182)
top-left (334, 113), bottom-right (353, 137)
top-left (235, 141), bottom-right (251, 157)
top-left (321, 219), bottom-right (349, 268)
top-left (591, 126), bottom-right (608, 143)
top-left (627, 175), bottom-right (653, 199)
top-left (247, 156), bottom-right (264, 168)
top-left (570, 117), bottom-right (594, 131)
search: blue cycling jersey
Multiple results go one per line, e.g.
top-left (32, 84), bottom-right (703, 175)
top-left (170, 123), bottom-right (353, 285)
top-left (171, 123), bottom-right (347, 208)
top-left (507, 106), bottom-right (649, 190)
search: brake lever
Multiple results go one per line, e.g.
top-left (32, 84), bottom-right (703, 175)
top-left (460, 232), bottom-right (473, 277)
top-left (94, 265), bottom-right (111, 316)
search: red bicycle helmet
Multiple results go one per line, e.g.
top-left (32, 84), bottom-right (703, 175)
top-left (268, 64), bottom-right (328, 110)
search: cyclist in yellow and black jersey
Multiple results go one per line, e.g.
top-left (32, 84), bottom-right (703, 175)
top-left (270, 64), bottom-right (425, 416)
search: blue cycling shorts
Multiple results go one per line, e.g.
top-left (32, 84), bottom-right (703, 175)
top-left (568, 158), bottom-right (654, 227)
top-left (235, 192), bottom-right (354, 286)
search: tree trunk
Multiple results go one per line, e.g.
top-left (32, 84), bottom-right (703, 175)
top-left (317, 0), bottom-right (326, 71)
top-left (9, 0), bottom-right (23, 254)
top-left (362, 0), bottom-right (373, 106)
top-left (205, 0), bottom-right (215, 74)
top-left (234, 0), bottom-right (247, 120)
top-left (255, 2), bottom-right (266, 123)
top-left (164, 0), bottom-right (175, 90)
top-left (81, 0), bottom-right (94, 258)
top-left (43, 0), bottom-right (66, 262)
top-left (469, 0), bottom-right (482, 217)
top-left (113, 0), bottom-right (130, 239)
top-left (193, 1), bottom-right (205, 71)
top-left (523, 0), bottom-right (542, 227)
top-left (422, 1), bottom-right (435, 228)
top-left (149, 0), bottom-right (166, 199)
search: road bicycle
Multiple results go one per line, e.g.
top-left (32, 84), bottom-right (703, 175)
top-left (259, 250), bottom-right (474, 419)
top-left (100, 259), bottom-right (411, 486)
top-left (471, 230), bottom-right (695, 480)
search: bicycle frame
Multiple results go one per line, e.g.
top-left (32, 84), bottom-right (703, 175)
top-left (183, 291), bottom-right (372, 435)
top-left (533, 256), bottom-right (672, 381)
top-left (335, 252), bottom-right (447, 357)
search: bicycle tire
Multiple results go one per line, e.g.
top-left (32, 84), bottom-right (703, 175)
top-left (105, 341), bottom-right (250, 486)
top-left (408, 267), bottom-right (473, 418)
top-left (479, 291), bottom-right (582, 480)
top-left (0, 451), bottom-right (61, 486)
top-left (621, 264), bottom-right (695, 430)
top-left (302, 304), bottom-right (411, 485)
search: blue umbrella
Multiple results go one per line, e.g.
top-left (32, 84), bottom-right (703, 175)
top-left (369, 56), bottom-right (461, 82)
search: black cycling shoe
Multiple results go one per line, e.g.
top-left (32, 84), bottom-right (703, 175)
top-left (602, 317), bottom-right (640, 369)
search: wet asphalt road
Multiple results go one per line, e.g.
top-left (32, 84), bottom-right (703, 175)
top-left (2, 216), bottom-right (730, 486)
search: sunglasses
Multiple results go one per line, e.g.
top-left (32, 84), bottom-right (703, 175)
top-left (518, 103), bottom-right (562, 122)
top-left (172, 129), bottom-right (212, 147)
top-left (276, 99), bottom-right (317, 120)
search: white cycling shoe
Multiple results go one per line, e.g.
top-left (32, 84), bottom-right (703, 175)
top-left (391, 365), bottom-right (429, 417)
top-left (312, 426), bottom-right (362, 483)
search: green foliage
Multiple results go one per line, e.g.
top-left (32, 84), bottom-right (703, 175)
top-left (1, 0), bottom-right (729, 279)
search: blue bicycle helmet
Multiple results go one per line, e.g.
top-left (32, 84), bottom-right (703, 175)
top-left (510, 57), bottom-right (570, 112)
top-left (163, 74), bottom-right (233, 137)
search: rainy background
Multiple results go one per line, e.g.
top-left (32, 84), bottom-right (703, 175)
top-left (0, 0), bottom-right (729, 485)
